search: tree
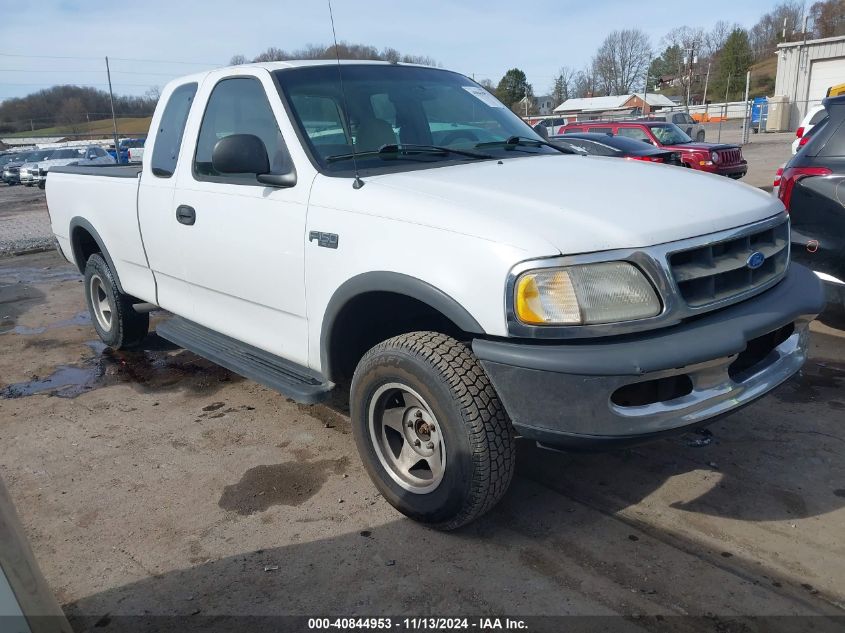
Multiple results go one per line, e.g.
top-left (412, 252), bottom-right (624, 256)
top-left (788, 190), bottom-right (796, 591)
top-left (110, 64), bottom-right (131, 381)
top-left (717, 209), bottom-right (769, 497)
top-left (550, 66), bottom-right (577, 106)
top-left (591, 29), bottom-right (652, 95)
top-left (649, 44), bottom-right (682, 83)
top-left (748, 1), bottom-right (804, 60)
top-left (711, 28), bottom-right (753, 101)
top-left (229, 54), bottom-right (247, 65)
top-left (571, 68), bottom-right (596, 98)
top-left (477, 78), bottom-right (496, 94)
top-left (58, 97), bottom-right (86, 133)
top-left (810, 0), bottom-right (845, 38)
top-left (495, 68), bottom-right (531, 107)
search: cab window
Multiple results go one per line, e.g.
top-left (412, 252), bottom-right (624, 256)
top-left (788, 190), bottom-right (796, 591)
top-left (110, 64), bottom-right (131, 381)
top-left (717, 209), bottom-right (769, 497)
top-left (195, 77), bottom-right (291, 183)
top-left (151, 82), bottom-right (197, 178)
top-left (617, 126), bottom-right (652, 143)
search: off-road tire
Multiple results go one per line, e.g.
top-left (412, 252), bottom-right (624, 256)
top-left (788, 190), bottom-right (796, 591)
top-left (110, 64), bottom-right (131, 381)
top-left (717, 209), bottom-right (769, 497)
top-left (84, 253), bottom-right (149, 349)
top-left (350, 331), bottom-right (515, 530)
top-left (696, 130), bottom-right (706, 142)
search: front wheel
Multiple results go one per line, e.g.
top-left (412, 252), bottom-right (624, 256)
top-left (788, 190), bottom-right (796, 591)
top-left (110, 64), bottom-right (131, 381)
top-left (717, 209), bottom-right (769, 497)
top-left (351, 332), bottom-right (515, 530)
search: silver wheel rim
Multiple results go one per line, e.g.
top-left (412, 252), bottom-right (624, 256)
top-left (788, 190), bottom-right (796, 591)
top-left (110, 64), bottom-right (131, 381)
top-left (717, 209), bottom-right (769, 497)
top-left (89, 274), bottom-right (113, 332)
top-left (368, 382), bottom-right (446, 494)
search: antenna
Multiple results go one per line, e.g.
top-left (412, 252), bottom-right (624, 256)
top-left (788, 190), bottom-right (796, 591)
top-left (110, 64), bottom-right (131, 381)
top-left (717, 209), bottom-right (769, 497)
top-left (328, 0), bottom-right (364, 189)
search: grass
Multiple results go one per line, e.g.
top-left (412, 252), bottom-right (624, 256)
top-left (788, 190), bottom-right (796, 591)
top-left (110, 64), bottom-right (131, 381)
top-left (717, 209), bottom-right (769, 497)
top-left (3, 116), bottom-right (152, 138)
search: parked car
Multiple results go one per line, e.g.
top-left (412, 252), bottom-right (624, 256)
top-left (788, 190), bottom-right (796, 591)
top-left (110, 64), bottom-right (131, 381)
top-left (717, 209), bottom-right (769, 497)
top-left (792, 104), bottom-right (826, 154)
top-left (1, 149), bottom-right (52, 186)
top-left (20, 145), bottom-right (115, 188)
top-left (550, 132), bottom-right (682, 165)
top-left (46, 61), bottom-right (823, 529)
top-left (780, 94), bottom-right (844, 305)
top-left (642, 111), bottom-right (705, 141)
top-left (534, 116), bottom-right (570, 136)
top-left (106, 138), bottom-right (145, 164)
top-left (561, 120), bottom-right (747, 178)
top-left (0, 476), bottom-right (73, 633)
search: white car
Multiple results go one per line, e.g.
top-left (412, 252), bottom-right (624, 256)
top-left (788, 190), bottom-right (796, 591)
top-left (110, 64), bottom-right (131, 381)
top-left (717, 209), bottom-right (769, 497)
top-left (46, 60), bottom-right (825, 529)
top-left (792, 105), bottom-right (826, 154)
top-left (20, 145), bottom-right (114, 187)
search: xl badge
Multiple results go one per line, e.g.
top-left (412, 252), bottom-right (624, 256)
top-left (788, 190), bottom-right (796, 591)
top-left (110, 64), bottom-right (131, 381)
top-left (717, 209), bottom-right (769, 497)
top-left (746, 251), bottom-right (765, 270)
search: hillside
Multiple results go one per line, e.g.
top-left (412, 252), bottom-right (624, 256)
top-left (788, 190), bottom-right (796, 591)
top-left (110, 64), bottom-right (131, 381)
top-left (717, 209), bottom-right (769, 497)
top-left (4, 116), bottom-right (152, 139)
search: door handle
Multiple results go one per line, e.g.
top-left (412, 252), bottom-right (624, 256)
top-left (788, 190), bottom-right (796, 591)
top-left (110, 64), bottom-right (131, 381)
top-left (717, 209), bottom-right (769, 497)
top-left (176, 205), bottom-right (196, 226)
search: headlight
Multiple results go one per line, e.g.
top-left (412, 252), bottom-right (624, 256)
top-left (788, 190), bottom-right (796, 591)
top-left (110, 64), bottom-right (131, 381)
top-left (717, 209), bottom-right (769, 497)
top-left (514, 262), bottom-right (661, 325)
top-left (710, 151), bottom-right (719, 163)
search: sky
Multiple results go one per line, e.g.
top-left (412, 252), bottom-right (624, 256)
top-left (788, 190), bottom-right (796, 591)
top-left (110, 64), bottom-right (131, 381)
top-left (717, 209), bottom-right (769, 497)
top-left (0, 0), bottom-right (780, 104)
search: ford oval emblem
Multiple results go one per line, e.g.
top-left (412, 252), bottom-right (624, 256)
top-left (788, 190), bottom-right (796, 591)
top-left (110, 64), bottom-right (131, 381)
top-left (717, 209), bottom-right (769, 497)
top-left (746, 251), bottom-right (766, 270)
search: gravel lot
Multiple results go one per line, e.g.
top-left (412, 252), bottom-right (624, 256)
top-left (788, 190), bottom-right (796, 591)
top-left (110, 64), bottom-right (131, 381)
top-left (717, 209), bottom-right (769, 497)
top-left (0, 184), bottom-right (54, 256)
top-left (1, 144), bottom-right (843, 631)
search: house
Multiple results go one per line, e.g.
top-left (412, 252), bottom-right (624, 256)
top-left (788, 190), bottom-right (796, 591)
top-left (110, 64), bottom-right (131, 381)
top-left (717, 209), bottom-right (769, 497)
top-left (533, 94), bottom-right (556, 115)
top-left (553, 93), bottom-right (676, 120)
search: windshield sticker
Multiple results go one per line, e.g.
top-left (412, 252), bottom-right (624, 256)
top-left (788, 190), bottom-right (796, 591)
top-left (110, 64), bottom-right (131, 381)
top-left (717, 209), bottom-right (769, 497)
top-left (462, 86), bottom-right (505, 108)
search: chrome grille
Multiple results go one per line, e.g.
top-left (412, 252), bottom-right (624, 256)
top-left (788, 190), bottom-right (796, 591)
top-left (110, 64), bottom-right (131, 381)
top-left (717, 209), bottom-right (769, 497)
top-left (669, 219), bottom-right (789, 308)
top-left (718, 148), bottom-right (742, 164)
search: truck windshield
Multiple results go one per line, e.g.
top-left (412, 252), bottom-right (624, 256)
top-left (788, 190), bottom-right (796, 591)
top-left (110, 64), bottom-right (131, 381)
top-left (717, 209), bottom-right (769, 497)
top-left (274, 64), bottom-right (557, 175)
top-left (651, 124), bottom-right (692, 145)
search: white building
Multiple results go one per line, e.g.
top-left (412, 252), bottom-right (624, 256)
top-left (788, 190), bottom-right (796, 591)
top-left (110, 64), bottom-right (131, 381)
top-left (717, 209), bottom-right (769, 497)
top-left (774, 34), bottom-right (845, 129)
top-left (553, 93), bottom-right (676, 120)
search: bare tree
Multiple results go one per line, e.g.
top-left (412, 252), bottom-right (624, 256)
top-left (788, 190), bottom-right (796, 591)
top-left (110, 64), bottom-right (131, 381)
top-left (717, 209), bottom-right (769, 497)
top-left (748, 1), bottom-right (804, 60)
top-left (550, 66), bottom-right (578, 105)
top-left (571, 68), bottom-right (596, 98)
top-left (58, 97), bottom-right (86, 133)
top-left (592, 29), bottom-right (652, 95)
top-left (477, 78), bottom-right (496, 94)
top-left (229, 54), bottom-right (247, 65)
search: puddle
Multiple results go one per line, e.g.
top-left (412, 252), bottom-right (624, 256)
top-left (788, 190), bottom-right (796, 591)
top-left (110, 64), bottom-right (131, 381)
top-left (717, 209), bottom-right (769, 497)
top-left (0, 365), bottom-right (104, 399)
top-left (775, 360), bottom-right (845, 403)
top-left (2, 311), bottom-right (90, 335)
top-left (0, 265), bottom-right (81, 285)
top-left (0, 336), bottom-right (239, 399)
top-left (218, 457), bottom-right (349, 514)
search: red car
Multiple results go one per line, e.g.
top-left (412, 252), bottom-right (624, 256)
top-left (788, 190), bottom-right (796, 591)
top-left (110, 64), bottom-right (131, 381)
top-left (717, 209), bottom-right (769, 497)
top-left (560, 120), bottom-right (748, 179)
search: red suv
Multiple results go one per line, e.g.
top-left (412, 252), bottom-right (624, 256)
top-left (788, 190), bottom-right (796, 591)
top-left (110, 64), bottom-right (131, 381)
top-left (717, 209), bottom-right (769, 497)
top-left (560, 121), bottom-right (747, 179)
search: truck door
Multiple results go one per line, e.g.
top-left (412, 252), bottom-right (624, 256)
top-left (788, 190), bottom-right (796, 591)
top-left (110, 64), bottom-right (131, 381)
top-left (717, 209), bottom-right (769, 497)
top-left (138, 81), bottom-right (198, 319)
top-left (172, 73), bottom-right (309, 365)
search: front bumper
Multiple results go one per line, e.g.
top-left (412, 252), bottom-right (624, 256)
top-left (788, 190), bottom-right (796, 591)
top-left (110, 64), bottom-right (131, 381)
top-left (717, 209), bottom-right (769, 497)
top-left (474, 263), bottom-right (824, 449)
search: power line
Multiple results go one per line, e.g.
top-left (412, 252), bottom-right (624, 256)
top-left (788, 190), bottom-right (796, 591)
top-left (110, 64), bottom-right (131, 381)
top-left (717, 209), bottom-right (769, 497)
top-left (0, 52), bottom-right (219, 66)
top-left (0, 68), bottom-right (182, 76)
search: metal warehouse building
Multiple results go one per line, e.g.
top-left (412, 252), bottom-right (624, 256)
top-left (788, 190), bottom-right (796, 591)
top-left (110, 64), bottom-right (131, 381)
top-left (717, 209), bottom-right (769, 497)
top-left (774, 34), bottom-right (845, 130)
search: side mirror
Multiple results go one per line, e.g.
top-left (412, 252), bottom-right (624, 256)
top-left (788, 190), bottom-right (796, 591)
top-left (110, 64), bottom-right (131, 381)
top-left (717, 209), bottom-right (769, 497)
top-left (212, 134), bottom-right (297, 187)
top-left (532, 123), bottom-right (549, 140)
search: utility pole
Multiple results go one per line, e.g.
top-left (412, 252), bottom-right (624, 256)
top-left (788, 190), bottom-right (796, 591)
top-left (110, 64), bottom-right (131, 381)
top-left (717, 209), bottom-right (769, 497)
top-left (718, 74), bottom-right (731, 143)
top-left (742, 70), bottom-right (751, 145)
top-left (702, 62), bottom-right (711, 116)
top-left (105, 57), bottom-right (121, 164)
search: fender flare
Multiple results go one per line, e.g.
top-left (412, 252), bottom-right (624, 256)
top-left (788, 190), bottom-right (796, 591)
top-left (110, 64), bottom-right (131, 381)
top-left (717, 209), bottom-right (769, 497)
top-left (320, 272), bottom-right (485, 379)
top-left (68, 217), bottom-right (125, 294)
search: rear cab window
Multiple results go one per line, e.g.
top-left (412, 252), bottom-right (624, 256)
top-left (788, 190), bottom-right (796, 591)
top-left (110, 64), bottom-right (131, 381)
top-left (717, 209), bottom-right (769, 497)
top-left (617, 126), bottom-right (653, 143)
top-left (587, 127), bottom-right (613, 135)
top-left (150, 82), bottom-right (198, 178)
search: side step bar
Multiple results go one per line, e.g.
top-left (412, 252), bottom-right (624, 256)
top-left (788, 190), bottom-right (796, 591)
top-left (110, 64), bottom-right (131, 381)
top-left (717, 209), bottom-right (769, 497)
top-left (156, 317), bottom-right (333, 404)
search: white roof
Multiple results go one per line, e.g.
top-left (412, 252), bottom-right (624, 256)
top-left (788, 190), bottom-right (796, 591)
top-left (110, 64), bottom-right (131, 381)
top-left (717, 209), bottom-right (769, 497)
top-left (632, 93), bottom-right (676, 107)
top-left (554, 92), bottom-right (675, 113)
top-left (554, 95), bottom-right (630, 113)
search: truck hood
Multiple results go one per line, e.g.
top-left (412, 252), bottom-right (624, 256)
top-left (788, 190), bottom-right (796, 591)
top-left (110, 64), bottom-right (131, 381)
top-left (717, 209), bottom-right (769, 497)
top-left (669, 142), bottom-right (738, 152)
top-left (353, 154), bottom-right (782, 255)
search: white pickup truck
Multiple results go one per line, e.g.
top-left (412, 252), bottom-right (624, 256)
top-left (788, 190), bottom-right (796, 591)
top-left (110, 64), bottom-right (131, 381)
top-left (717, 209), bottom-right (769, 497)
top-left (47, 60), bottom-right (825, 529)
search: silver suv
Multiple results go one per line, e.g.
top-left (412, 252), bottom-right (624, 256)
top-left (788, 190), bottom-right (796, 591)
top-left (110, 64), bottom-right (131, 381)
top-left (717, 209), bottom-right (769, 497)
top-left (645, 111), bottom-right (705, 141)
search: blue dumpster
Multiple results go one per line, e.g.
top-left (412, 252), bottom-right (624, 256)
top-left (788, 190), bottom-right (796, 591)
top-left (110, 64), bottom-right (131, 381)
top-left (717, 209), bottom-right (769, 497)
top-left (751, 97), bottom-right (768, 132)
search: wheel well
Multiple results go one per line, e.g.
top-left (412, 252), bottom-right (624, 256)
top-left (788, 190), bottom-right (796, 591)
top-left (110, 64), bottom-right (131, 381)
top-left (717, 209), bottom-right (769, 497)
top-left (70, 226), bottom-right (101, 273)
top-left (326, 292), bottom-right (470, 385)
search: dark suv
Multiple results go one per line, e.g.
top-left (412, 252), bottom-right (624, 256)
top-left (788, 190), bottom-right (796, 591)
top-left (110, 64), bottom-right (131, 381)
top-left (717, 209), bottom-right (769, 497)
top-left (560, 120), bottom-right (747, 179)
top-left (780, 94), bottom-right (845, 305)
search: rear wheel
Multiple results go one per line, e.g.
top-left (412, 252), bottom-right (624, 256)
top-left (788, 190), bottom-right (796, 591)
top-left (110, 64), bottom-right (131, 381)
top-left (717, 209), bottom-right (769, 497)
top-left (696, 130), bottom-right (705, 142)
top-left (351, 332), bottom-right (515, 530)
top-left (84, 253), bottom-right (149, 349)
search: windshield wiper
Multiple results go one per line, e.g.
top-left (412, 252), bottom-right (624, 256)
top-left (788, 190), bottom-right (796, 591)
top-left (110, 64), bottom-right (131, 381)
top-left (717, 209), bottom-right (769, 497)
top-left (476, 136), bottom-right (575, 154)
top-left (326, 143), bottom-right (494, 163)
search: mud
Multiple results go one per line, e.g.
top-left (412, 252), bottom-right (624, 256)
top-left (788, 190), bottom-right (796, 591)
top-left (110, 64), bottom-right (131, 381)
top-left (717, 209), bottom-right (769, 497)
top-left (218, 457), bottom-right (350, 514)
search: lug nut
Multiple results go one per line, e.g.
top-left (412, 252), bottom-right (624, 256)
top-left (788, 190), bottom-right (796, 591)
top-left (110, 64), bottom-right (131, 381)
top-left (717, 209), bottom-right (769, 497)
top-left (414, 410), bottom-right (423, 419)
top-left (407, 421), bottom-right (414, 427)
top-left (426, 442), bottom-right (434, 449)
top-left (413, 439), bottom-right (421, 447)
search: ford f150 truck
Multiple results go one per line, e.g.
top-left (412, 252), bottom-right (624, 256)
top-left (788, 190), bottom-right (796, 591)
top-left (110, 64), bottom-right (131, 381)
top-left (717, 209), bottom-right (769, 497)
top-left (46, 61), bottom-right (825, 530)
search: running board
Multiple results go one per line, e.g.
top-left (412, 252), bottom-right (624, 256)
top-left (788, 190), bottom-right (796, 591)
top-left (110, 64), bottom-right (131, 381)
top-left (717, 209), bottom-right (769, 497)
top-left (156, 317), bottom-right (332, 404)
